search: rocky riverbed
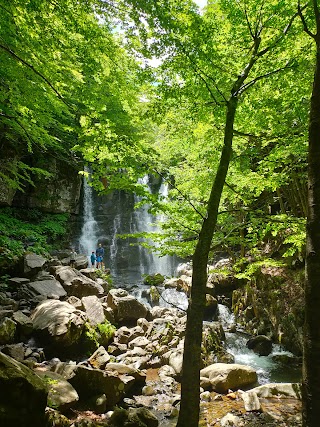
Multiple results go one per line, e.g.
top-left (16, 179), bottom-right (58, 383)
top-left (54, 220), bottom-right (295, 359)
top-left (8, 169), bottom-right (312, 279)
top-left (0, 252), bottom-right (302, 427)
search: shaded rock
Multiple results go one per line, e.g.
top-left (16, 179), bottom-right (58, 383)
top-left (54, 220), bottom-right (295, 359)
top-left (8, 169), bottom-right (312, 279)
top-left (45, 408), bottom-right (70, 427)
top-left (79, 268), bottom-right (98, 280)
top-left (24, 253), bottom-right (47, 277)
top-left (35, 369), bottom-right (79, 411)
top-left (109, 406), bottom-right (158, 427)
top-left (8, 277), bottom-right (30, 286)
top-left (0, 317), bottom-right (16, 345)
top-left (1, 343), bottom-right (25, 362)
top-left (247, 335), bottom-right (273, 356)
top-left (68, 365), bottom-right (136, 407)
top-left (74, 255), bottom-right (88, 270)
top-left (0, 352), bottom-right (47, 427)
top-left (12, 310), bottom-right (33, 338)
top-left (204, 294), bottom-right (218, 319)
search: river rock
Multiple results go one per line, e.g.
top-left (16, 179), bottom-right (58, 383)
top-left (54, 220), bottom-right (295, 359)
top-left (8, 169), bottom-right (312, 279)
top-left (30, 299), bottom-right (87, 349)
top-left (23, 253), bottom-right (47, 277)
top-left (81, 295), bottom-right (105, 326)
top-left (51, 265), bottom-right (104, 297)
top-left (107, 288), bottom-right (149, 323)
top-left (88, 346), bottom-right (111, 369)
top-left (168, 349), bottom-right (184, 376)
top-left (246, 335), bottom-right (273, 356)
top-left (8, 277), bottom-right (30, 286)
top-left (200, 363), bottom-right (258, 393)
top-left (24, 278), bottom-right (67, 299)
top-left (220, 413), bottom-right (243, 427)
top-left (0, 317), bottom-right (16, 345)
top-left (1, 343), bottom-right (25, 362)
top-left (104, 362), bottom-right (146, 383)
top-left (250, 382), bottom-right (302, 399)
top-left (0, 352), bottom-right (48, 427)
top-left (68, 365), bottom-right (136, 407)
top-left (35, 369), bottom-right (79, 411)
top-left (239, 389), bottom-right (261, 411)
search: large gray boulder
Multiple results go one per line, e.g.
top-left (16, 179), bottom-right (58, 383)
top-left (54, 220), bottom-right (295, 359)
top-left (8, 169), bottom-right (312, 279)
top-left (107, 288), bottom-right (149, 323)
top-left (200, 363), bottom-right (258, 393)
top-left (30, 299), bottom-right (87, 349)
top-left (23, 278), bottom-right (67, 299)
top-left (0, 352), bottom-right (48, 427)
top-left (52, 265), bottom-right (104, 297)
top-left (82, 295), bottom-right (105, 326)
top-left (23, 253), bottom-right (47, 277)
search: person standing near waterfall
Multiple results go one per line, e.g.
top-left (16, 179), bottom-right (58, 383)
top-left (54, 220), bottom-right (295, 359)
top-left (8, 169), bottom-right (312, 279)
top-left (96, 243), bottom-right (105, 270)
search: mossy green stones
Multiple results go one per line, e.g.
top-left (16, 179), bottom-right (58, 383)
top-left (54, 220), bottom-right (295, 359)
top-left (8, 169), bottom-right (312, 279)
top-left (83, 320), bottom-right (116, 353)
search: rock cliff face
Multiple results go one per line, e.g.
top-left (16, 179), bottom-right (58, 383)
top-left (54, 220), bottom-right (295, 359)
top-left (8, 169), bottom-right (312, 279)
top-left (232, 266), bottom-right (304, 355)
top-left (0, 155), bottom-right (82, 214)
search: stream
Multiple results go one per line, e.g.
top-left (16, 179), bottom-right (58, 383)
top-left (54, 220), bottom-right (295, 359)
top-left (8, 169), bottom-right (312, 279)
top-left (76, 173), bottom-right (302, 386)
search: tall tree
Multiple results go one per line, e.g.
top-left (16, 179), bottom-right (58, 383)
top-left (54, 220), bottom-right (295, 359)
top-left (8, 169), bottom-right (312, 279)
top-left (108, 1), bottom-right (306, 425)
top-left (298, 1), bottom-right (320, 426)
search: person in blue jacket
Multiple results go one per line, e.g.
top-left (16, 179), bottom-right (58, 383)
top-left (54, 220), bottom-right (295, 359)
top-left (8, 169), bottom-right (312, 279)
top-left (90, 251), bottom-right (96, 268)
top-left (96, 243), bottom-right (105, 269)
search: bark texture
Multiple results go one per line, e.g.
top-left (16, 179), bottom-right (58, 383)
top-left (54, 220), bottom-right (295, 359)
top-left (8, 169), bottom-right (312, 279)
top-left (176, 97), bottom-right (237, 427)
top-left (303, 39), bottom-right (320, 427)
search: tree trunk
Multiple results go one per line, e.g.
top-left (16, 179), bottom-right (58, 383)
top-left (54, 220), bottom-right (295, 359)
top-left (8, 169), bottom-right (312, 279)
top-left (176, 96), bottom-right (238, 427)
top-left (303, 41), bottom-right (320, 427)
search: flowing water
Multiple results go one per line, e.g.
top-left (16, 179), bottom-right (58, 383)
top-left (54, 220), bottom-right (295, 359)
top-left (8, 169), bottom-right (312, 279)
top-left (217, 304), bottom-right (301, 384)
top-left (77, 174), bottom-right (181, 285)
top-left (78, 171), bottom-right (98, 262)
top-left (77, 174), bottom-right (301, 385)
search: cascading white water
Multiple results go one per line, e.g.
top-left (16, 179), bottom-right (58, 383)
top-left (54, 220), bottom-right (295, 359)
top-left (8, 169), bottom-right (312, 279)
top-left (132, 175), bottom-right (178, 278)
top-left (78, 170), bottom-right (98, 260)
top-left (217, 304), bottom-right (301, 384)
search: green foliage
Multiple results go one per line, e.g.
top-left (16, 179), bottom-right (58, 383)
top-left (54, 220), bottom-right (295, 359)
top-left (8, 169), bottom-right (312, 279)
top-left (96, 321), bottom-right (116, 344)
top-left (143, 273), bottom-right (165, 286)
top-left (234, 258), bottom-right (285, 281)
top-left (83, 320), bottom-right (116, 352)
top-left (95, 268), bottom-right (113, 290)
top-left (0, 207), bottom-right (69, 269)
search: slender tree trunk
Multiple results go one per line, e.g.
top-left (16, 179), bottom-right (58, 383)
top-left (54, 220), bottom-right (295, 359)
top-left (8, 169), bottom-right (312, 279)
top-left (303, 41), bottom-right (320, 427)
top-left (176, 97), bottom-right (238, 427)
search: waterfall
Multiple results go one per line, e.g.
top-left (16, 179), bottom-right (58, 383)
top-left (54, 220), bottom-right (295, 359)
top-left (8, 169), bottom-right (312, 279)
top-left (132, 175), bottom-right (178, 278)
top-left (77, 173), bottom-right (181, 285)
top-left (78, 171), bottom-right (98, 260)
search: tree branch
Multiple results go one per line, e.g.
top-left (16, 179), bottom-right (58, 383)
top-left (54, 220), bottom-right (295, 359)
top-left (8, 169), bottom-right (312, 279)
top-left (298, 1), bottom-right (316, 39)
top-left (0, 43), bottom-right (72, 108)
top-left (153, 168), bottom-right (206, 220)
top-left (257, 5), bottom-right (306, 57)
top-left (243, 2), bottom-right (255, 40)
top-left (238, 61), bottom-right (295, 94)
top-left (0, 112), bottom-right (36, 147)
